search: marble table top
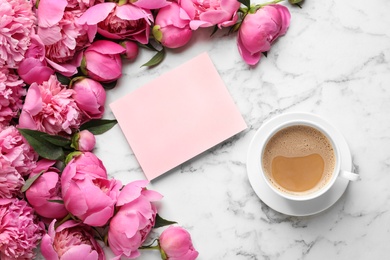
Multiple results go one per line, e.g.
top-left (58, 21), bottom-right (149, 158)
top-left (44, 0), bottom-right (389, 259)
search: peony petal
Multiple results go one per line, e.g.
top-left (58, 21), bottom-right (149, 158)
top-left (116, 4), bottom-right (152, 22)
top-left (199, 10), bottom-right (230, 25)
top-left (189, 20), bottom-right (211, 30)
top-left (22, 83), bottom-right (42, 115)
top-left (40, 234), bottom-right (59, 260)
top-left (132, 0), bottom-right (170, 10)
top-left (37, 26), bottom-right (62, 46)
top-left (77, 3), bottom-right (116, 25)
top-left (37, 0), bottom-right (67, 27)
top-left (61, 244), bottom-right (98, 260)
top-left (86, 40), bottom-right (126, 55)
top-left (237, 34), bottom-right (261, 65)
top-left (45, 58), bottom-right (78, 77)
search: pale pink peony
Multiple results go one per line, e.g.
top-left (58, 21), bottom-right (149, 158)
top-left (0, 166), bottom-right (24, 199)
top-left (72, 130), bottom-right (96, 152)
top-left (77, 3), bottom-right (153, 44)
top-left (0, 125), bottom-right (38, 177)
top-left (37, 0), bottom-right (91, 76)
top-left (61, 152), bottom-right (122, 226)
top-left (237, 4), bottom-right (291, 65)
top-left (179, 0), bottom-right (240, 30)
top-left (108, 180), bottom-right (163, 259)
top-left (0, 68), bottom-right (26, 127)
top-left (18, 75), bottom-right (82, 135)
top-left (0, 0), bottom-right (36, 69)
top-left (0, 198), bottom-right (45, 260)
top-left (25, 159), bottom-right (68, 219)
top-left (159, 226), bottom-right (199, 260)
top-left (41, 220), bottom-right (105, 260)
top-left (153, 2), bottom-right (193, 49)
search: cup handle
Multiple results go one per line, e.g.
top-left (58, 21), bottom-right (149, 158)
top-left (339, 170), bottom-right (360, 181)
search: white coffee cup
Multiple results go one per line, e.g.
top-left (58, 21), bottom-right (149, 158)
top-left (259, 118), bottom-right (359, 201)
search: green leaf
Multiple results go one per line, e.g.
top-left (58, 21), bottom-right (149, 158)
top-left (42, 134), bottom-right (71, 148)
top-left (47, 199), bottom-right (64, 204)
top-left (141, 49), bottom-right (165, 67)
top-left (21, 171), bottom-right (44, 192)
top-left (56, 72), bottom-right (71, 86)
top-left (153, 214), bottom-right (177, 228)
top-left (17, 128), bottom-right (65, 160)
top-left (238, 0), bottom-right (251, 8)
top-left (210, 25), bottom-right (219, 37)
top-left (80, 119), bottom-right (118, 135)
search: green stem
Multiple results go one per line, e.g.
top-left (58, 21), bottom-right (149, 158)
top-left (139, 245), bottom-right (160, 250)
top-left (255, 0), bottom-right (285, 9)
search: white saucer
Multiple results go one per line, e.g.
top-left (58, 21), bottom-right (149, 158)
top-left (246, 112), bottom-right (351, 216)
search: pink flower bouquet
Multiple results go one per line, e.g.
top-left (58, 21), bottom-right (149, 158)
top-left (0, 0), bottom-right (297, 258)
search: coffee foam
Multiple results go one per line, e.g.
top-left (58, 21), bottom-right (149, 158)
top-left (262, 125), bottom-right (336, 196)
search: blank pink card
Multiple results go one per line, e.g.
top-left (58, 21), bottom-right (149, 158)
top-left (110, 52), bottom-right (247, 180)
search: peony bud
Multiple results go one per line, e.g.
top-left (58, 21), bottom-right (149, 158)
top-left (159, 226), bottom-right (199, 260)
top-left (71, 130), bottom-right (96, 152)
top-left (72, 77), bottom-right (106, 120)
top-left (81, 40), bottom-right (125, 83)
top-left (120, 41), bottom-right (139, 61)
top-left (237, 4), bottom-right (291, 65)
top-left (153, 2), bottom-right (192, 49)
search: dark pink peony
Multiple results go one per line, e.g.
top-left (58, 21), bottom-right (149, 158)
top-left (153, 2), bottom-right (193, 49)
top-left (18, 75), bottom-right (82, 135)
top-left (0, 0), bottom-right (36, 69)
top-left (0, 198), bottom-right (45, 260)
top-left (159, 226), bottom-right (199, 260)
top-left (61, 152), bottom-right (122, 226)
top-left (77, 2), bottom-right (153, 44)
top-left (0, 68), bottom-right (26, 128)
top-left (25, 159), bottom-right (68, 219)
top-left (108, 180), bottom-right (163, 259)
top-left (17, 33), bottom-right (54, 85)
top-left (72, 77), bottom-right (106, 119)
top-left (41, 220), bottom-right (105, 260)
top-left (237, 4), bottom-right (291, 65)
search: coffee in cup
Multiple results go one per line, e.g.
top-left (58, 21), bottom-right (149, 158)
top-left (262, 124), bottom-right (336, 197)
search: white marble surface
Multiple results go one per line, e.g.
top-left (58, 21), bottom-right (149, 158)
top-left (88, 0), bottom-right (390, 259)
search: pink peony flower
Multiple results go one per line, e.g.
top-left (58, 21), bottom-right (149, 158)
top-left (66, 0), bottom-right (105, 11)
top-left (108, 180), bottom-right (163, 259)
top-left (41, 220), bottom-right (105, 260)
top-left (25, 159), bottom-right (68, 219)
top-left (179, 0), bottom-right (240, 30)
top-left (0, 198), bottom-right (45, 260)
top-left (121, 41), bottom-right (139, 61)
top-left (81, 40), bottom-right (125, 83)
top-left (77, 3), bottom-right (153, 44)
top-left (153, 2), bottom-right (193, 49)
top-left (0, 166), bottom-right (24, 199)
top-left (0, 125), bottom-right (38, 177)
top-left (18, 75), bottom-right (82, 135)
top-left (0, 68), bottom-right (26, 127)
top-left (18, 33), bottom-right (54, 85)
top-left (37, 0), bottom-right (91, 76)
top-left (72, 77), bottom-right (106, 119)
top-left (72, 130), bottom-right (96, 152)
top-left (0, 0), bottom-right (36, 69)
top-left (61, 152), bottom-right (122, 226)
top-left (237, 4), bottom-right (291, 65)
top-left (159, 226), bottom-right (199, 260)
